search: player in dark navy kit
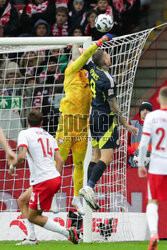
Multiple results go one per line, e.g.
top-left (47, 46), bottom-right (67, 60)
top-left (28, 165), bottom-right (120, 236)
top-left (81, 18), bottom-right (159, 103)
top-left (79, 49), bottom-right (138, 210)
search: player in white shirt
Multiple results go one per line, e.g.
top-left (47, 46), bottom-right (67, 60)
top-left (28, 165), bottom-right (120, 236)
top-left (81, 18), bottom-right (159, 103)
top-left (138, 86), bottom-right (167, 250)
top-left (9, 109), bottom-right (78, 245)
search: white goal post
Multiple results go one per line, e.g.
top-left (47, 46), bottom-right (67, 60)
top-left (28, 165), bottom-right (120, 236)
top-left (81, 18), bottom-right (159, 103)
top-left (0, 28), bottom-right (156, 242)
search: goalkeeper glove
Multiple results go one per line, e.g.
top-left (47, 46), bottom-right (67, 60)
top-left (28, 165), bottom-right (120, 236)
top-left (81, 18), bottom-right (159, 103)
top-left (96, 33), bottom-right (113, 47)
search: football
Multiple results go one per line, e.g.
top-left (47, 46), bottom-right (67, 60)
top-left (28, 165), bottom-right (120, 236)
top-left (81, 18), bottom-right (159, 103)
top-left (95, 14), bottom-right (114, 33)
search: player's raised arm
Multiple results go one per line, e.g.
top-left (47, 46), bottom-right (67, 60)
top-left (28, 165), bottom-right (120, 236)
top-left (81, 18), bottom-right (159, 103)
top-left (68, 34), bottom-right (113, 73)
top-left (108, 97), bottom-right (138, 136)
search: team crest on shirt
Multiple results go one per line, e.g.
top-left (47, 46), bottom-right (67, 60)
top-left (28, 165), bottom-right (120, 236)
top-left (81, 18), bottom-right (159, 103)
top-left (85, 71), bottom-right (89, 78)
top-left (116, 139), bottom-right (119, 146)
top-left (108, 89), bottom-right (114, 96)
top-left (58, 138), bottom-right (64, 144)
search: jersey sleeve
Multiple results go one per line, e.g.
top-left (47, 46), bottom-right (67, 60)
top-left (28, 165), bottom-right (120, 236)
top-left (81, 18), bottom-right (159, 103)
top-left (142, 114), bottom-right (152, 135)
top-left (18, 131), bottom-right (28, 149)
top-left (67, 43), bottom-right (98, 74)
top-left (104, 74), bottom-right (116, 100)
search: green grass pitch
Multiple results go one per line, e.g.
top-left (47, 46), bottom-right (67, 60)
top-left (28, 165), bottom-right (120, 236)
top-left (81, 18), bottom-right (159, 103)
top-left (0, 241), bottom-right (167, 250)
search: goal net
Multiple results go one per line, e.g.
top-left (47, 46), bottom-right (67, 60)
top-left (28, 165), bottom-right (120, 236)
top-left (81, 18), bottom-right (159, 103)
top-left (0, 29), bottom-right (153, 242)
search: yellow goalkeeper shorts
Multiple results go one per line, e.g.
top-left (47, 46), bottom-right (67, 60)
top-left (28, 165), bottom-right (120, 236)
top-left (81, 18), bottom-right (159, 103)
top-left (56, 114), bottom-right (89, 158)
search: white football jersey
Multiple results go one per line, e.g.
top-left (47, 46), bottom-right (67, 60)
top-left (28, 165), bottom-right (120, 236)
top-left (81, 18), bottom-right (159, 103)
top-left (18, 127), bottom-right (60, 185)
top-left (142, 109), bottom-right (167, 174)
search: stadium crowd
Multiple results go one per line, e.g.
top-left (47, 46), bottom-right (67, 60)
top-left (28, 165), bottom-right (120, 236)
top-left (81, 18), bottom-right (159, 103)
top-left (1, 1), bottom-right (165, 248)
top-left (0, 0), bottom-right (152, 131)
top-left (0, 0), bottom-right (150, 38)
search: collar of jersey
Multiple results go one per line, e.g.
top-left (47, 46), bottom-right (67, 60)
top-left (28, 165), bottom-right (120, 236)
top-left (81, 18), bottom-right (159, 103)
top-left (30, 126), bottom-right (41, 128)
top-left (96, 66), bottom-right (107, 72)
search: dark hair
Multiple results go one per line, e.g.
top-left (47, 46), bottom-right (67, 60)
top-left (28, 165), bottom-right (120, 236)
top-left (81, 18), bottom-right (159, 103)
top-left (159, 86), bottom-right (167, 98)
top-left (69, 25), bottom-right (84, 36)
top-left (97, 0), bottom-right (109, 3)
top-left (48, 56), bottom-right (58, 64)
top-left (86, 9), bottom-right (98, 19)
top-left (56, 7), bottom-right (69, 16)
top-left (139, 100), bottom-right (153, 114)
top-left (28, 109), bottom-right (43, 126)
top-left (92, 50), bottom-right (105, 67)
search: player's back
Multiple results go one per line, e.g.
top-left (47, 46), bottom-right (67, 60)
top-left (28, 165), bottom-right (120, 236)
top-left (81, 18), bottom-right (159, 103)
top-left (85, 61), bottom-right (116, 113)
top-left (144, 109), bottom-right (167, 174)
top-left (18, 127), bottom-right (60, 185)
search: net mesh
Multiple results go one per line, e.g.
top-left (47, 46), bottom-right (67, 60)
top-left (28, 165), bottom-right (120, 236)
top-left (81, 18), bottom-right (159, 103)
top-left (0, 28), bottom-right (153, 241)
top-left (86, 30), bottom-right (152, 242)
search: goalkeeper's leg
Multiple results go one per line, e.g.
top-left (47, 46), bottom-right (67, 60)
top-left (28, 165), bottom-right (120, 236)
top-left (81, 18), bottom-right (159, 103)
top-left (71, 140), bottom-right (87, 215)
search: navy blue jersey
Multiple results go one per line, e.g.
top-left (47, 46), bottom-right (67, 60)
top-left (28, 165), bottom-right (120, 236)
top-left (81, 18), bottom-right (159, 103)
top-left (84, 61), bottom-right (116, 114)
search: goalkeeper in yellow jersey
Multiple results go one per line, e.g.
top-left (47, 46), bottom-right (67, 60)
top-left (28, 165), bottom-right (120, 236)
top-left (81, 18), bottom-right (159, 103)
top-left (56, 34), bottom-right (113, 215)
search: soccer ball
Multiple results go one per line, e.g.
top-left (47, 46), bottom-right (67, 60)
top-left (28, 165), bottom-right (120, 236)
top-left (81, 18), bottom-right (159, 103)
top-left (95, 14), bottom-right (114, 33)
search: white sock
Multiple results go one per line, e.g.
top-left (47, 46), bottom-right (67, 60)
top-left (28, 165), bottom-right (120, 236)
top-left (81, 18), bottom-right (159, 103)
top-left (146, 203), bottom-right (158, 237)
top-left (24, 219), bottom-right (36, 240)
top-left (73, 196), bottom-right (80, 201)
top-left (50, 194), bottom-right (59, 212)
top-left (43, 218), bottom-right (69, 238)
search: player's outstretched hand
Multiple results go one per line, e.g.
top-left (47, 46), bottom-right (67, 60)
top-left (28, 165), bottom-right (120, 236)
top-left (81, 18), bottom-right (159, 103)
top-left (126, 125), bottom-right (138, 137)
top-left (96, 33), bottom-right (112, 47)
top-left (101, 33), bottom-right (113, 42)
top-left (6, 148), bottom-right (17, 165)
top-left (138, 166), bottom-right (147, 178)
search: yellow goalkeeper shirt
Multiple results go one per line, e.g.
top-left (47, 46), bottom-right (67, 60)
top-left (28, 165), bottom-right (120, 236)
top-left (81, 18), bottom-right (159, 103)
top-left (60, 43), bottom-right (98, 116)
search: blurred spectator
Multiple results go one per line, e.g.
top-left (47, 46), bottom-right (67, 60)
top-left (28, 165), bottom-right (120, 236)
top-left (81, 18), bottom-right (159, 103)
top-left (0, 60), bottom-right (25, 132)
top-left (1, 61), bottom-right (23, 85)
top-left (47, 48), bottom-right (68, 73)
top-left (69, 25), bottom-right (84, 36)
top-left (69, 0), bottom-right (87, 31)
top-left (20, 0), bottom-right (55, 35)
top-left (19, 51), bottom-right (44, 78)
top-left (51, 6), bottom-right (68, 36)
top-left (38, 56), bottom-right (64, 87)
top-left (85, 9), bottom-right (102, 40)
top-left (0, 54), bottom-right (8, 73)
top-left (0, 0), bottom-right (20, 37)
top-left (10, 0), bottom-right (28, 5)
top-left (56, 0), bottom-right (68, 8)
top-left (94, 0), bottom-right (114, 17)
top-left (128, 100), bottom-right (153, 168)
top-left (36, 55), bottom-right (64, 133)
top-left (32, 86), bottom-right (62, 134)
top-left (111, 0), bottom-right (141, 35)
top-left (33, 87), bottom-right (59, 134)
top-left (140, 0), bottom-right (152, 29)
top-left (32, 18), bottom-right (51, 36)
top-left (68, 0), bottom-right (90, 11)
top-left (24, 77), bottom-right (37, 118)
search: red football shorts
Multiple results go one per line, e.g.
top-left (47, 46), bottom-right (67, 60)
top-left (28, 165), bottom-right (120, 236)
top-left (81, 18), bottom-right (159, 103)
top-left (29, 177), bottom-right (61, 211)
top-left (147, 173), bottom-right (167, 201)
